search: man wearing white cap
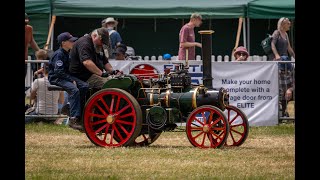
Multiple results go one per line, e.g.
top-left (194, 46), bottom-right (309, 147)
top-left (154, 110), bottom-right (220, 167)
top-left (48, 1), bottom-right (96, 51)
top-left (101, 17), bottom-right (122, 58)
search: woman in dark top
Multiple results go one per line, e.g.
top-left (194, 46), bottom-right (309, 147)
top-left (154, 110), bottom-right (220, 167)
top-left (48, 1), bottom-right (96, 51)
top-left (269, 17), bottom-right (295, 61)
top-left (269, 17), bottom-right (296, 117)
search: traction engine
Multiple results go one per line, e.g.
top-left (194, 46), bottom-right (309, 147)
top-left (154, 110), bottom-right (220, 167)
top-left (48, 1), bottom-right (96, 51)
top-left (78, 31), bottom-right (249, 148)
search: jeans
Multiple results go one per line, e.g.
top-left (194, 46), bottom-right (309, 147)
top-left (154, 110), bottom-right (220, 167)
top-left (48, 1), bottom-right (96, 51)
top-left (52, 77), bottom-right (89, 118)
top-left (279, 56), bottom-right (293, 71)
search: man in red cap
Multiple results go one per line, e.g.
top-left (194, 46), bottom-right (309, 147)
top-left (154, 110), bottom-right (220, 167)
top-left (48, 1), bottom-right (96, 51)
top-left (25, 13), bottom-right (40, 77)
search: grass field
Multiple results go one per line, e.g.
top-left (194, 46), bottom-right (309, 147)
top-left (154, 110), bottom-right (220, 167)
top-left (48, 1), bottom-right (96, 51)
top-left (25, 123), bottom-right (294, 179)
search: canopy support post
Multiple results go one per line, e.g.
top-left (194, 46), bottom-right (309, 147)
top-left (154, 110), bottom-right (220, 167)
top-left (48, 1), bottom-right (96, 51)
top-left (243, 17), bottom-right (247, 49)
top-left (247, 18), bottom-right (250, 55)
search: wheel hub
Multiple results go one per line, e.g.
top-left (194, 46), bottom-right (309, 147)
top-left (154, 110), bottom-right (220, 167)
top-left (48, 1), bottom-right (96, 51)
top-left (203, 124), bottom-right (210, 133)
top-left (106, 115), bottom-right (116, 124)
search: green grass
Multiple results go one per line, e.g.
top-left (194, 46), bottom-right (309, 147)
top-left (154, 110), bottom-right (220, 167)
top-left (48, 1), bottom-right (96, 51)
top-left (25, 123), bottom-right (294, 179)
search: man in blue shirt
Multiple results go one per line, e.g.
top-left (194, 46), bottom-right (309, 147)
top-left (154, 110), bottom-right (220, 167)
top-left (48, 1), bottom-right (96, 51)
top-left (48, 32), bottom-right (89, 131)
top-left (101, 17), bottom-right (122, 59)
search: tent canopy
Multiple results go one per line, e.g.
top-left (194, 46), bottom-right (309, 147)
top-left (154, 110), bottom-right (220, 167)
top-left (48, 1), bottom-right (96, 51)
top-left (248, 0), bottom-right (295, 19)
top-left (53, 0), bottom-right (252, 18)
top-left (25, 0), bottom-right (51, 14)
top-left (25, 0), bottom-right (295, 19)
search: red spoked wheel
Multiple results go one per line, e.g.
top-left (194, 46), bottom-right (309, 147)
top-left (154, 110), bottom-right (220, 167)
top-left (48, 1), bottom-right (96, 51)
top-left (225, 105), bottom-right (249, 146)
top-left (83, 88), bottom-right (142, 147)
top-left (186, 105), bottom-right (229, 148)
top-left (132, 128), bottom-right (162, 146)
top-left (130, 64), bottom-right (159, 79)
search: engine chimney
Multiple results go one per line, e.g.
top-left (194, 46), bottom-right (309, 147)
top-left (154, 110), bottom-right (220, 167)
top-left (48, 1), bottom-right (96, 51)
top-left (199, 30), bottom-right (214, 89)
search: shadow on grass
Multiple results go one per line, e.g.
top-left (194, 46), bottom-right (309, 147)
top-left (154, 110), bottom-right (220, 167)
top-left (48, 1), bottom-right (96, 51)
top-left (75, 144), bottom-right (191, 149)
top-left (75, 144), bottom-right (102, 149)
top-left (74, 143), bottom-right (251, 150)
top-left (140, 144), bottom-right (192, 149)
top-left (223, 145), bottom-right (256, 150)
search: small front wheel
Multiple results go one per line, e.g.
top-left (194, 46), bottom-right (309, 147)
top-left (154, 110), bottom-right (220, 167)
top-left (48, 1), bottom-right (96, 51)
top-left (186, 105), bottom-right (229, 148)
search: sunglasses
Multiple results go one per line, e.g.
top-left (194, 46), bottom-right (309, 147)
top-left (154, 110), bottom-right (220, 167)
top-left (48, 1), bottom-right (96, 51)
top-left (237, 52), bottom-right (247, 56)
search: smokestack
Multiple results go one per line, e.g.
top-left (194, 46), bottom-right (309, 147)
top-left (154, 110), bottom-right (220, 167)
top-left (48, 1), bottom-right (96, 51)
top-left (199, 30), bottom-right (214, 89)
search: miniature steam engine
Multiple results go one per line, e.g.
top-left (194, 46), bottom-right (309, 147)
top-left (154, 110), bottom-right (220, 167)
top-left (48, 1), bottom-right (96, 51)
top-left (51, 31), bottom-right (249, 148)
top-left (81, 31), bottom-right (249, 148)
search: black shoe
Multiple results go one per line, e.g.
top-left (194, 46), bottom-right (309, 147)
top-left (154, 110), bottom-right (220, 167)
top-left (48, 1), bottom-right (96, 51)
top-left (61, 103), bottom-right (70, 116)
top-left (68, 117), bottom-right (84, 132)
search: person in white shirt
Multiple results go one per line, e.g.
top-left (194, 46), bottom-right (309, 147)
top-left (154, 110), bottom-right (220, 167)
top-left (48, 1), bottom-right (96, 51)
top-left (25, 65), bottom-right (64, 124)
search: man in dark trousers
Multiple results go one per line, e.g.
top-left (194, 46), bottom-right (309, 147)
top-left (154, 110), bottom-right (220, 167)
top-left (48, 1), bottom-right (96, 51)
top-left (69, 27), bottom-right (122, 89)
top-left (48, 32), bottom-right (89, 131)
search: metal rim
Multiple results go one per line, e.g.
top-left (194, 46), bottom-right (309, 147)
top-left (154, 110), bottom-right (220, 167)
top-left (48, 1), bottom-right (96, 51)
top-left (83, 88), bottom-right (142, 147)
top-left (222, 92), bottom-right (228, 107)
top-left (225, 105), bottom-right (249, 146)
top-left (191, 87), bottom-right (200, 109)
top-left (165, 90), bottom-right (170, 107)
top-left (149, 89), bottom-right (154, 105)
top-left (186, 105), bottom-right (229, 148)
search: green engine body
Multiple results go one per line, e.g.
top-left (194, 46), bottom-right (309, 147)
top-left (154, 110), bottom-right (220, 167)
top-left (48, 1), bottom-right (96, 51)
top-left (102, 73), bottom-right (229, 131)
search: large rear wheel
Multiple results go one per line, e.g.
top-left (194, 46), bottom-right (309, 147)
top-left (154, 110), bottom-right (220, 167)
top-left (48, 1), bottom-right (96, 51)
top-left (83, 88), bottom-right (142, 147)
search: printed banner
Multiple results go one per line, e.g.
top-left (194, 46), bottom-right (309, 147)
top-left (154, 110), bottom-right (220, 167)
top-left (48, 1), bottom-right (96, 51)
top-left (211, 62), bottom-right (279, 126)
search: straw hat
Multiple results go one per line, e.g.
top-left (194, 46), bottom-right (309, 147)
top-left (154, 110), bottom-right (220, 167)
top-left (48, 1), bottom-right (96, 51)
top-left (101, 17), bottom-right (118, 26)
